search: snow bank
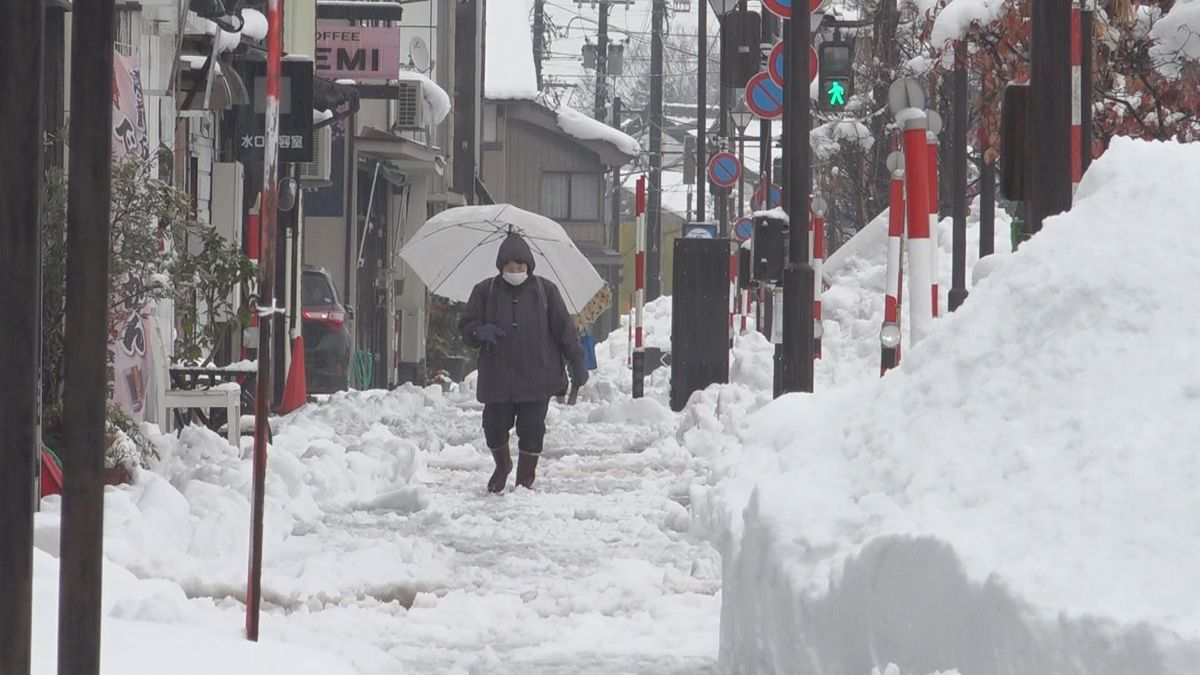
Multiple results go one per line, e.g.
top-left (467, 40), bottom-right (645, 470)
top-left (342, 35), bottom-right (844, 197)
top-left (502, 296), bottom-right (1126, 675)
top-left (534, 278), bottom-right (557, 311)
top-left (710, 138), bottom-right (1200, 673)
top-left (484, 0), bottom-right (538, 100)
top-left (557, 106), bottom-right (641, 157)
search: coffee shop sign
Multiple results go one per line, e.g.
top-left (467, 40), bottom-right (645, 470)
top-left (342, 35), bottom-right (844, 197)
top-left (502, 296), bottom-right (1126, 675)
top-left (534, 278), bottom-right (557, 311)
top-left (315, 24), bottom-right (401, 80)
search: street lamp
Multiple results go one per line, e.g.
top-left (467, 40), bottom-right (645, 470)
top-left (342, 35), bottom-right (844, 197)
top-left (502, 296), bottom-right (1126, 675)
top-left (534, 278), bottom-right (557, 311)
top-left (707, 0), bottom-right (739, 16)
top-left (730, 96), bottom-right (753, 133)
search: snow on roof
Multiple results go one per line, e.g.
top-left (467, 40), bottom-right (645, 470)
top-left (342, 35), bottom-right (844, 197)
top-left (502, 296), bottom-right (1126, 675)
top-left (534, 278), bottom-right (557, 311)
top-left (623, 170), bottom-right (692, 221)
top-left (484, 0), bottom-right (538, 100)
top-left (557, 106), bottom-right (640, 158)
top-left (397, 70), bottom-right (452, 125)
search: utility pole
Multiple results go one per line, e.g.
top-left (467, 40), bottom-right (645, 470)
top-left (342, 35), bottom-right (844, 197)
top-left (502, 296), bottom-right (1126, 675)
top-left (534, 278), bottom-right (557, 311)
top-left (0, 2), bottom-right (43, 671)
top-left (59, 0), bottom-right (114, 672)
top-left (1029, 0), bottom-right (1072, 232)
top-left (780, 0), bottom-right (815, 393)
top-left (595, 0), bottom-right (610, 121)
top-left (610, 96), bottom-right (622, 252)
top-left (980, 72), bottom-right (995, 258)
top-left (697, 0), bottom-right (708, 223)
top-left (760, 12), bottom-right (776, 202)
top-left (534, 0), bottom-right (546, 89)
top-left (247, 0), bottom-right (283, 642)
top-left (647, 0), bottom-right (664, 299)
top-left (949, 41), bottom-right (969, 312)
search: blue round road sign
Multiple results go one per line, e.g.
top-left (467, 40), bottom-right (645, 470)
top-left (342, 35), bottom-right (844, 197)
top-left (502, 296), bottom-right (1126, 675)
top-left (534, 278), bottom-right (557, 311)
top-left (763, 0), bottom-right (790, 19)
top-left (708, 152), bottom-right (741, 189)
top-left (734, 216), bottom-right (754, 241)
top-left (768, 42), bottom-right (785, 86)
top-left (745, 72), bottom-right (783, 120)
top-left (750, 182), bottom-right (783, 212)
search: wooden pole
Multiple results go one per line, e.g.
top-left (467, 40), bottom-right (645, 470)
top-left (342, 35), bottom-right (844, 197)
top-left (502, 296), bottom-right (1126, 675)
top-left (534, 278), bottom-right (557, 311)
top-left (59, 1), bottom-right (115, 672)
top-left (0, 1), bottom-right (45, 670)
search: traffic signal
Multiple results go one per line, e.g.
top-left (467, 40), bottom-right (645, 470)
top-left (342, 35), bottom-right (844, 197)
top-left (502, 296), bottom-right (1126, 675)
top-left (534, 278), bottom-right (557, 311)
top-left (817, 42), bottom-right (853, 111)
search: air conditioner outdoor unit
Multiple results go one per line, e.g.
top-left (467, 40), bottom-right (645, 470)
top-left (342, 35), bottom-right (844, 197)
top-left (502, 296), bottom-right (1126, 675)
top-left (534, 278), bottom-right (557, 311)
top-left (299, 124), bottom-right (332, 186)
top-left (394, 80), bottom-right (426, 131)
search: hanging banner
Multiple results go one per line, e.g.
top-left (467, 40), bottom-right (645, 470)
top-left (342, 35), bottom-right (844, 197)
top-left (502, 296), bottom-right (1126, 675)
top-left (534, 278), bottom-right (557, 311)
top-left (110, 50), bottom-right (155, 422)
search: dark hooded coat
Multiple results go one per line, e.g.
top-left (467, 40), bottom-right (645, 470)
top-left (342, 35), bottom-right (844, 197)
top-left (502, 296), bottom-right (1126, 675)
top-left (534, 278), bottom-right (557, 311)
top-left (459, 233), bottom-right (584, 404)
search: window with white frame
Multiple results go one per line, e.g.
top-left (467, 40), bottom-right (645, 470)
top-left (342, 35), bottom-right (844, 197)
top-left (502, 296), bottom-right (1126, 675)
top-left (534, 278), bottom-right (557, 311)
top-left (540, 172), bottom-right (600, 221)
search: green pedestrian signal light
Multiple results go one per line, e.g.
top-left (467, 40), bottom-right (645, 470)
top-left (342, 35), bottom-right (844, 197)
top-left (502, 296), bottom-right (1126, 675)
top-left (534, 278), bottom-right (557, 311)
top-left (826, 80), bottom-right (846, 107)
top-left (817, 42), bottom-right (854, 111)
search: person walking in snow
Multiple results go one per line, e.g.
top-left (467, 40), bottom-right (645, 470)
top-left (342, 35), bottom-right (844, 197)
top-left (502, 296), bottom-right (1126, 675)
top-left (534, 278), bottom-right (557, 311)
top-left (460, 232), bottom-right (588, 492)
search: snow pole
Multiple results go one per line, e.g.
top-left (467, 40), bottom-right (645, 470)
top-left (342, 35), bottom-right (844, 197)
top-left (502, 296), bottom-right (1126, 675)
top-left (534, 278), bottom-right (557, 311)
top-left (247, 0), bottom-right (282, 643)
top-left (902, 111), bottom-right (934, 344)
top-left (728, 249), bottom-right (737, 346)
top-left (632, 175), bottom-right (647, 399)
top-left (1071, 0), bottom-right (1083, 195)
top-left (927, 128), bottom-right (940, 317)
top-left (882, 150), bottom-right (905, 375)
top-left (810, 198), bottom-right (826, 359)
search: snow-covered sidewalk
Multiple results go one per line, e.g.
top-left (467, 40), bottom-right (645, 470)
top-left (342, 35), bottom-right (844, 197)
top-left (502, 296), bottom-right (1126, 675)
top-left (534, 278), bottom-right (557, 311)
top-left (260, 393), bottom-right (721, 673)
top-left (34, 380), bottom-right (720, 673)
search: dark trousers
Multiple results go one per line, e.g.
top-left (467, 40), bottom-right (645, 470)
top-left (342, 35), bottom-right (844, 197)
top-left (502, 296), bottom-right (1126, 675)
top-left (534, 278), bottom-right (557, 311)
top-left (482, 400), bottom-right (550, 454)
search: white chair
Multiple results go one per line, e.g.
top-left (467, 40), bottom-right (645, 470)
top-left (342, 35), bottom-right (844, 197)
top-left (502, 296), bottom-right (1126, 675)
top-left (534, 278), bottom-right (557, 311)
top-left (149, 308), bottom-right (241, 447)
top-left (161, 383), bottom-right (241, 446)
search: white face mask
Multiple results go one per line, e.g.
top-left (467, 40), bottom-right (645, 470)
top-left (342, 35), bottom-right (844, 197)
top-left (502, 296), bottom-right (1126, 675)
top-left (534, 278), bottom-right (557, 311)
top-left (503, 271), bottom-right (528, 286)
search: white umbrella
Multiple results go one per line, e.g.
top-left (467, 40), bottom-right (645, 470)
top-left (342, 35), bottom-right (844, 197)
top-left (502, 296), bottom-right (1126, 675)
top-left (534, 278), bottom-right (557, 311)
top-left (398, 204), bottom-right (605, 314)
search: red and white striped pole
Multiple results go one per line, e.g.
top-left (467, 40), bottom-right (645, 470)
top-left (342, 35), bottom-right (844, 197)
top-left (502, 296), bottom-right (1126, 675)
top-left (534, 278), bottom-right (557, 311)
top-left (632, 175), bottom-right (647, 398)
top-left (926, 127), bottom-right (940, 317)
top-left (881, 149), bottom-right (905, 376)
top-left (1071, 0), bottom-right (1083, 194)
top-left (810, 198), bottom-right (826, 359)
top-left (247, 0), bottom-right (283, 643)
top-left (728, 249), bottom-right (737, 345)
top-left (902, 111), bottom-right (934, 344)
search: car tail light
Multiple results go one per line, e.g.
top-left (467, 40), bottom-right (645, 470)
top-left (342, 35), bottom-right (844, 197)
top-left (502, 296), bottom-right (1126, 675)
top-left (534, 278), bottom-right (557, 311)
top-left (302, 309), bottom-right (345, 329)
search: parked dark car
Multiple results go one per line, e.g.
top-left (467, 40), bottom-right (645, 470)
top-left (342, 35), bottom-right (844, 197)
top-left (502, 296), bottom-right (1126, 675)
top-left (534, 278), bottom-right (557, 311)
top-left (301, 266), bottom-right (353, 393)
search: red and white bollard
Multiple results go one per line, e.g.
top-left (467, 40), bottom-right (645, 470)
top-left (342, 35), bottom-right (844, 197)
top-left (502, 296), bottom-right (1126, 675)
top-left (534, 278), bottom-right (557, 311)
top-left (926, 128), bottom-right (940, 317)
top-left (728, 250), bottom-right (738, 345)
top-left (902, 111), bottom-right (934, 344)
top-left (1071, 0), bottom-right (1083, 194)
top-left (882, 150), bottom-right (905, 375)
top-left (810, 198), bottom-right (826, 359)
top-left (632, 175), bottom-right (647, 399)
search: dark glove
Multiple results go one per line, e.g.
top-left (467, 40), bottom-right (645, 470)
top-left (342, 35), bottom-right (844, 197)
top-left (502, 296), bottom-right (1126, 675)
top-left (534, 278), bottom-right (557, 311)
top-left (474, 324), bottom-right (506, 346)
top-left (570, 360), bottom-right (590, 388)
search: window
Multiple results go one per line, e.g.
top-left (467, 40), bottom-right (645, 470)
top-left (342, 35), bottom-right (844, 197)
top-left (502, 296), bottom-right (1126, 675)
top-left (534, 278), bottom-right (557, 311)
top-left (540, 172), bottom-right (601, 221)
top-left (482, 104), bottom-right (499, 143)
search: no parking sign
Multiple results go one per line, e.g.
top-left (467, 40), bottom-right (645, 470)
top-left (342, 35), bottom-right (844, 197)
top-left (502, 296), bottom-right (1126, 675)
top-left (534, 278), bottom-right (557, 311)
top-left (708, 152), bottom-right (741, 190)
top-left (745, 72), bottom-right (783, 120)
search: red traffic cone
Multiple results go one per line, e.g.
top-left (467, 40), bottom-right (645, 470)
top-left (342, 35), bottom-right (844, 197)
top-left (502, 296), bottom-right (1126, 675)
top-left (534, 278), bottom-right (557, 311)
top-left (279, 335), bottom-right (308, 413)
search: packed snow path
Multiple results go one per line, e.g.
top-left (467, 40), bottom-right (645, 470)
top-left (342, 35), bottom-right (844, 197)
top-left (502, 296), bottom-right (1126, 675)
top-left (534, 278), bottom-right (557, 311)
top-left (263, 391), bottom-right (721, 673)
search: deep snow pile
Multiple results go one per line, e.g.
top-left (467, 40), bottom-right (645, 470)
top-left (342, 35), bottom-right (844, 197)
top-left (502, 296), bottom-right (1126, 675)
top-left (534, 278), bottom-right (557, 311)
top-left (701, 138), bottom-right (1200, 674)
top-left (32, 386), bottom-right (460, 672)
